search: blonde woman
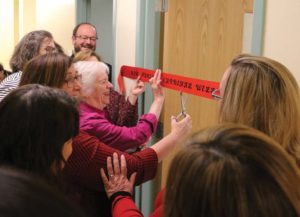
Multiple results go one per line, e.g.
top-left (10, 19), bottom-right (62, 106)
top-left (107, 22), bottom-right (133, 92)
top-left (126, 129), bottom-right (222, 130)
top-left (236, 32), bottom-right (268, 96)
top-left (215, 54), bottom-right (300, 166)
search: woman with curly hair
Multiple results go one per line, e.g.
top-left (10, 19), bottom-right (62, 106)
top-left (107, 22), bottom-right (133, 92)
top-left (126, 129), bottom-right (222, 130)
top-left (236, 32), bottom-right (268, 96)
top-left (0, 30), bottom-right (56, 101)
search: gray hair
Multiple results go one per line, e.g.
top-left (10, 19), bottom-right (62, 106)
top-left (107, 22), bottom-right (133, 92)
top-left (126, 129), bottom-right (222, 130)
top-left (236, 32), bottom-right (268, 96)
top-left (9, 30), bottom-right (53, 72)
top-left (74, 61), bottom-right (109, 97)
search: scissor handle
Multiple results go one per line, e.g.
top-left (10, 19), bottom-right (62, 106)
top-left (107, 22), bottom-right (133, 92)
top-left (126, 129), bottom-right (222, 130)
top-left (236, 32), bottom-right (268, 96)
top-left (175, 112), bottom-right (186, 122)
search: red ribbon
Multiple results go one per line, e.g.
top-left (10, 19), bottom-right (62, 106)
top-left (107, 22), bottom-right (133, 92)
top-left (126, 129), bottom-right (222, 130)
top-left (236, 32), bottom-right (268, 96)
top-left (118, 65), bottom-right (220, 100)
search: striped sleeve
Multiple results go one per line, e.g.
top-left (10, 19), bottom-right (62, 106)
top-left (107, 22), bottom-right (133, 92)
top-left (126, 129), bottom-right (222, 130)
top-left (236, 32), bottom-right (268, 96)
top-left (0, 72), bottom-right (22, 102)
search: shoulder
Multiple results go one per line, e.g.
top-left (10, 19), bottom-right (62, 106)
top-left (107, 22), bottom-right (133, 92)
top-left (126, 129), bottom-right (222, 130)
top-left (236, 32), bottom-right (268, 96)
top-left (73, 130), bottom-right (98, 143)
top-left (72, 130), bottom-right (106, 150)
top-left (0, 72), bottom-right (21, 86)
top-left (80, 103), bottom-right (107, 122)
top-left (0, 72), bottom-right (22, 101)
top-left (80, 102), bottom-right (104, 114)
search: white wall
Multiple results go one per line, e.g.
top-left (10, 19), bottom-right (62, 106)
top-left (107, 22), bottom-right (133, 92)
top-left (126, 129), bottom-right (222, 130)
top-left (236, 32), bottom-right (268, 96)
top-left (36, 0), bottom-right (75, 55)
top-left (0, 0), bottom-right (15, 69)
top-left (263, 0), bottom-right (300, 84)
top-left (0, 0), bottom-right (75, 70)
top-left (90, 0), bottom-right (114, 69)
top-left (114, 0), bottom-right (137, 94)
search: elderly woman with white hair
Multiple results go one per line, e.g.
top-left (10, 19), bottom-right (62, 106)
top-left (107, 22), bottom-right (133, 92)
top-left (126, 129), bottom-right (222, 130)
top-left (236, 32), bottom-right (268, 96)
top-left (75, 61), bottom-right (164, 151)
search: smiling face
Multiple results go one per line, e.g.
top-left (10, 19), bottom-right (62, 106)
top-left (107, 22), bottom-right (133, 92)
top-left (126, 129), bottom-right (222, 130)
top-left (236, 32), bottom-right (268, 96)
top-left (61, 64), bottom-right (82, 98)
top-left (75, 61), bottom-right (112, 109)
top-left (39, 37), bottom-right (55, 55)
top-left (72, 24), bottom-right (97, 53)
top-left (91, 70), bottom-right (113, 109)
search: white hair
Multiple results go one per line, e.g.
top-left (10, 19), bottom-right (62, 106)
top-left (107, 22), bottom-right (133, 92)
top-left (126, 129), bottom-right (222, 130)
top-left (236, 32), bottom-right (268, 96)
top-left (74, 61), bottom-right (109, 97)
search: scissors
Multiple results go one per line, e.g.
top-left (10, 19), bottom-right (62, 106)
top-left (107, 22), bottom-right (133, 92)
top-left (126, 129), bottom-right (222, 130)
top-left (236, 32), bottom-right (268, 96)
top-left (176, 91), bottom-right (189, 121)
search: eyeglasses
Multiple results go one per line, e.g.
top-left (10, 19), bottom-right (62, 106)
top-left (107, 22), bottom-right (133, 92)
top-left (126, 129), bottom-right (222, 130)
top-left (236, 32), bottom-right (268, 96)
top-left (45, 46), bottom-right (56, 53)
top-left (64, 74), bottom-right (82, 88)
top-left (211, 88), bottom-right (222, 100)
top-left (75, 35), bottom-right (98, 42)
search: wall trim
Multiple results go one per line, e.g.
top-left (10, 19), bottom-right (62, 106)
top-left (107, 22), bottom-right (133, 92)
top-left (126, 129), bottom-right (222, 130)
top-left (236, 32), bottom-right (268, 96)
top-left (251, 0), bottom-right (265, 55)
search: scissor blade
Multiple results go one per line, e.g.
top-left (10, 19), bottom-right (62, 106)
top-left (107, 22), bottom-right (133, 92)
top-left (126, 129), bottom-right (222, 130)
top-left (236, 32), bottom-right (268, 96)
top-left (180, 92), bottom-right (184, 112)
top-left (182, 95), bottom-right (189, 114)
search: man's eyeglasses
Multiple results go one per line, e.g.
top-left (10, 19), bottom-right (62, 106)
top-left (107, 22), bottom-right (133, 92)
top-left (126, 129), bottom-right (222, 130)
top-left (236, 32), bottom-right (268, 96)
top-left (64, 74), bottom-right (82, 88)
top-left (75, 35), bottom-right (98, 42)
top-left (211, 88), bottom-right (222, 100)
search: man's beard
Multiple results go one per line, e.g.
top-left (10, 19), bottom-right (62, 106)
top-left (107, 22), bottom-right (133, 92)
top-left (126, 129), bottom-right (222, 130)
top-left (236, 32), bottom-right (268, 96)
top-left (74, 44), bottom-right (96, 53)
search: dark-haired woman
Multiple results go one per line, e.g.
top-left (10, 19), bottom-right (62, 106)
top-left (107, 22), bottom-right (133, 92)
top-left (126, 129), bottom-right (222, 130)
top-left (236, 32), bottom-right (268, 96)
top-left (0, 84), bottom-right (79, 181)
top-left (0, 167), bottom-right (86, 217)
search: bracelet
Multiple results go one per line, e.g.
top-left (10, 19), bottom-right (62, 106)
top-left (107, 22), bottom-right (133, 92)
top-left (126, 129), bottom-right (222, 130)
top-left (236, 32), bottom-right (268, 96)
top-left (109, 191), bottom-right (132, 208)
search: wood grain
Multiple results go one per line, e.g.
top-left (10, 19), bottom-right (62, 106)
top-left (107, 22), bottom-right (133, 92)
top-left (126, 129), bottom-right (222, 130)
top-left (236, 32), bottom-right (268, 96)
top-left (161, 0), bottom-right (248, 186)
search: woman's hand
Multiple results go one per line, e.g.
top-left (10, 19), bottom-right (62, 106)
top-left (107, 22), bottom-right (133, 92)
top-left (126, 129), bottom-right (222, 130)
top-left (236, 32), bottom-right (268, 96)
top-left (100, 153), bottom-right (136, 198)
top-left (149, 69), bottom-right (164, 101)
top-left (131, 76), bottom-right (145, 96)
top-left (128, 76), bottom-right (145, 105)
top-left (149, 114), bottom-right (192, 161)
top-left (170, 114), bottom-right (192, 138)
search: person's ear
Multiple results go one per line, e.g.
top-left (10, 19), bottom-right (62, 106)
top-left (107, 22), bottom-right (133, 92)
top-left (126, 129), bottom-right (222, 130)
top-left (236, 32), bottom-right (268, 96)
top-left (71, 36), bottom-right (76, 44)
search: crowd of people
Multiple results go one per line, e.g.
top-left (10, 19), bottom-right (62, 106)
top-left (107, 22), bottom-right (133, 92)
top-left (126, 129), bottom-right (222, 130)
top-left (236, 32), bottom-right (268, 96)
top-left (0, 22), bottom-right (299, 217)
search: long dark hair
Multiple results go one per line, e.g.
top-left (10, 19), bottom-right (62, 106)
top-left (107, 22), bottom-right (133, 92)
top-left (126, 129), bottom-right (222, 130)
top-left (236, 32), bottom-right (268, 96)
top-left (0, 167), bottom-right (86, 217)
top-left (0, 84), bottom-right (79, 179)
top-left (20, 53), bottom-right (72, 87)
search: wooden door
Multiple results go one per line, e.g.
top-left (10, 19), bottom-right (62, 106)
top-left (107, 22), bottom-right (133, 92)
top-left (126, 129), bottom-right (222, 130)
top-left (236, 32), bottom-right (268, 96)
top-left (161, 0), bottom-right (253, 185)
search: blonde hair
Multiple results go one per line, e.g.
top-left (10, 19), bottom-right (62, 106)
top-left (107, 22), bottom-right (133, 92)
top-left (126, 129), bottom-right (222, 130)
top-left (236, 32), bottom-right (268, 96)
top-left (165, 124), bottom-right (300, 217)
top-left (72, 50), bottom-right (101, 63)
top-left (219, 54), bottom-right (300, 165)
